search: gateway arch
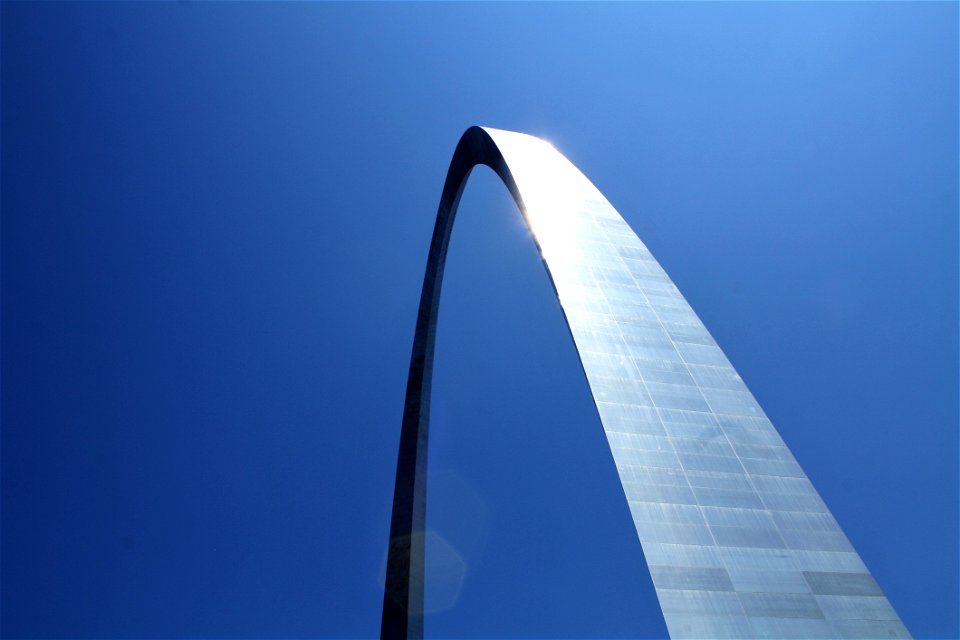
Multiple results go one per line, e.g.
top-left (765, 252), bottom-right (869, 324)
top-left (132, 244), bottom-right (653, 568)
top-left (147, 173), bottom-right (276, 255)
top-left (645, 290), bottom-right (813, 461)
top-left (381, 127), bottom-right (909, 640)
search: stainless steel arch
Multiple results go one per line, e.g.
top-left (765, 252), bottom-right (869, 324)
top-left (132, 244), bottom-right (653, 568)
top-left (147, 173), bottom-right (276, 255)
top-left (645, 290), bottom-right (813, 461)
top-left (382, 127), bottom-right (909, 640)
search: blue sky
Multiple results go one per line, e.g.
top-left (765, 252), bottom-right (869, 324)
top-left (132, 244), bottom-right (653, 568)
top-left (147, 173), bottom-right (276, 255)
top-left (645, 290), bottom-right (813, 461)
top-left (1, 3), bottom-right (956, 639)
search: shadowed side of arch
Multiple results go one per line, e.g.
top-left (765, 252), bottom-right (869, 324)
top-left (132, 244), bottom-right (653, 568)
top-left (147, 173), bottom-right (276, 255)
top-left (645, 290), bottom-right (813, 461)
top-left (380, 127), bottom-right (523, 640)
top-left (381, 127), bottom-right (909, 640)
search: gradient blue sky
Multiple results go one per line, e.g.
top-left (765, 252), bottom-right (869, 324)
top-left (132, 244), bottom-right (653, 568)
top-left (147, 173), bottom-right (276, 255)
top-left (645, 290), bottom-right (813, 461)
top-left (2, 3), bottom-right (957, 639)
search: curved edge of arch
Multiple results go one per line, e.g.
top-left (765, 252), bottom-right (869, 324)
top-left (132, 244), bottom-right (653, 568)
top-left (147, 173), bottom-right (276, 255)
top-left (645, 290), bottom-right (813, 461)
top-left (380, 126), bottom-right (548, 639)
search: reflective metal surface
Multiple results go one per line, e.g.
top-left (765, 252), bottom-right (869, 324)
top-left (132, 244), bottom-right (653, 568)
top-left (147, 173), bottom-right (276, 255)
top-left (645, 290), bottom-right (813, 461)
top-left (382, 127), bottom-right (909, 639)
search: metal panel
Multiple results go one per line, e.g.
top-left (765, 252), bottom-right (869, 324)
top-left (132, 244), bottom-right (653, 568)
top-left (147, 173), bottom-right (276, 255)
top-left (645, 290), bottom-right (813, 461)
top-left (382, 126), bottom-right (910, 639)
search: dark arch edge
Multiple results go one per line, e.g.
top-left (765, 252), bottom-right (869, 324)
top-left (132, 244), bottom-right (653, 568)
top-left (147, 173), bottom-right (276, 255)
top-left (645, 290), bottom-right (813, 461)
top-left (381, 127), bottom-right (533, 639)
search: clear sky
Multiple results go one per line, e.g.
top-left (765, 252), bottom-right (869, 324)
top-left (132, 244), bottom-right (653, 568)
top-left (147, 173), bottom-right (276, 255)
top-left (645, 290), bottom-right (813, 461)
top-left (1, 2), bottom-right (957, 639)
